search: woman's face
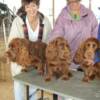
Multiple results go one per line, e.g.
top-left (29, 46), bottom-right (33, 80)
top-left (68, 0), bottom-right (80, 11)
top-left (25, 2), bottom-right (38, 17)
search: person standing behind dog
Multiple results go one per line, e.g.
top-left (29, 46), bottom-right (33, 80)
top-left (8, 0), bottom-right (51, 100)
top-left (48, 0), bottom-right (98, 69)
top-left (48, 0), bottom-right (98, 99)
top-left (95, 23), bottom-right (100, 62)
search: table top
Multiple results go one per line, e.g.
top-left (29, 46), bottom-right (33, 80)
top-left (14, 70), bottom-right (100, 100)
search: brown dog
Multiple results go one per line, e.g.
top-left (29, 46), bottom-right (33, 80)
top-left (93, 62), bottom-right (100, 79)
top-left (73, 37), bottom-right (100, 82)
top-left (6, 38), bottom-right (47, 74)
top-left (45, 37), bottom-right (72, 81)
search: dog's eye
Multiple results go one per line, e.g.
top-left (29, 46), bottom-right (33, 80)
top-left (93, 44), bottom-right (96, 48)
top-left (66, 44), bottom-right (69, 48)
top-left (92, 44), bottom-right (96, 48)
top-left (87, 43), bottom-right (90, 47)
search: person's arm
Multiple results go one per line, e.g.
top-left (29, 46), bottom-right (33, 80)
top-left (7, 16), bottom-right (24, 76)
top-left (90, 11), bottom-right (98, 38)
top-left (48, 10), bottom-right (65, 42)
top-left (43, 16), bottom-right (52, 43)
top-left (8, 16), bottom-right (24, 44)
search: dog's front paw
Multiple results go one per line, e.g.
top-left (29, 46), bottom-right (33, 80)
top-left (82, 76), bottom-right (90, 82)
top-left (44, 76), bottom-right (51, 82)
top-left (61, 75), bottom-right (69, 80)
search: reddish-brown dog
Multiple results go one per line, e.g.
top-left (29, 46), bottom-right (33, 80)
top-left (6, 38), bottom-right (47, 74)
top-left (73, 37), bottom-right (100, 82)
top-left (93, 62), bottom-right (100, 79)
top-left (45, 37), bottom-right (72, 81)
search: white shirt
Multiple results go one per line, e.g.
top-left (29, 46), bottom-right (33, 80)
top-left (26, 16), bottom-right (39, 41)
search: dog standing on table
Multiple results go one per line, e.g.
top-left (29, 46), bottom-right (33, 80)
top-left (73, 37), bottom-right (100, 82)
top-left (93, 62), bottom-right (100, 79)
top-left (6, 38), bottom-right (47, 74)
top-left (45, 37), bottom-right (72, 81)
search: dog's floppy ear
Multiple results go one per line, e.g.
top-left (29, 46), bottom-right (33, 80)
top-left (73, 42), bottom-right (85, 64)
top-left (46, 41), bottom-right (58, 61)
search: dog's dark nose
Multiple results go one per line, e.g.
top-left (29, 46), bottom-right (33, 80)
top-left (56, 67), bottom-right (61, 71)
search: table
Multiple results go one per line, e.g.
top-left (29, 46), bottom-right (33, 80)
top-left (14, 70), bottom-right (100, 100)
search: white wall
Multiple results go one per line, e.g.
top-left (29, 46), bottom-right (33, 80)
top-left (0, 0), bottom-right (100, 23)
top-left (81, 0), bottom-right (89, 8)
top-left (39, 0), bottom-right (53, 26)
top-left (55, 0), bottom-right (66, 19)
top-left (0, 0), bottom-right (21, 14)
top-left (91, 0), bottom-right (100, 22)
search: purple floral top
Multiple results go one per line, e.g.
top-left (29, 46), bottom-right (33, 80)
top-left (48, 4), bottom-right (98, 59)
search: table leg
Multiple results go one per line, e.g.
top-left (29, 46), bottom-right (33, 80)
top-left (53, 94), bottom-right (58, 100)
top-left (25, 85), bottom-right (29, 100)
top-left (38, 90), bottom-right (44, 100)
